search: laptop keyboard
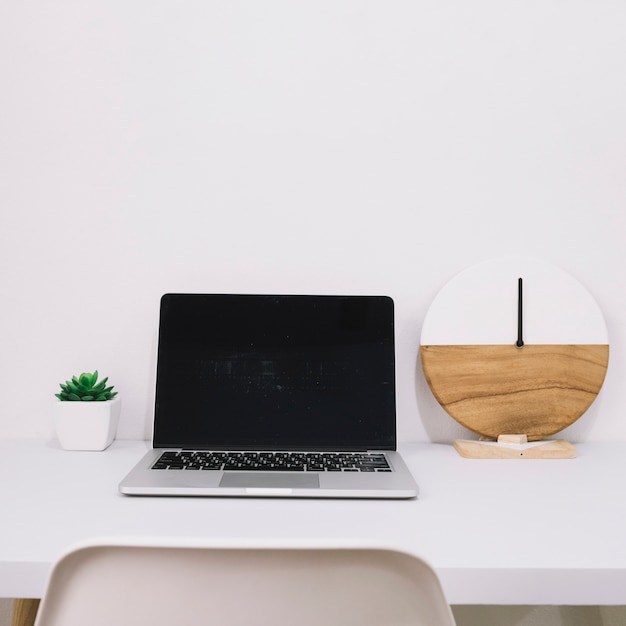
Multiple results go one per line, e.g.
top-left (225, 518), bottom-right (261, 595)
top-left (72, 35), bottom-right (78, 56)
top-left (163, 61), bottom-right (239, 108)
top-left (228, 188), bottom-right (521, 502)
top-left (152, 451), bottom-right (392, 472)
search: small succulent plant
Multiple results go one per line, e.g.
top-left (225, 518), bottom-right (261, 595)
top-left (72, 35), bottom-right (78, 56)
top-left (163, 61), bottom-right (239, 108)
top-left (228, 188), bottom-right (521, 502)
top-left (55, 371), bottom-right (118, 402)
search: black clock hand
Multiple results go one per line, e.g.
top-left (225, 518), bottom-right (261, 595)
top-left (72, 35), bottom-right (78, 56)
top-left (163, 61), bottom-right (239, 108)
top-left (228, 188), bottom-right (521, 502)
top-left (516, 277), bottom-right (524, 348)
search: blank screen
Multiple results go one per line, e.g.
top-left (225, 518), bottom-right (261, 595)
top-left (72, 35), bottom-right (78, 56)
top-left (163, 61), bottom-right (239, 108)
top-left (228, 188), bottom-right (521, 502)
top-left (153, 294), bottom-right (396, 451)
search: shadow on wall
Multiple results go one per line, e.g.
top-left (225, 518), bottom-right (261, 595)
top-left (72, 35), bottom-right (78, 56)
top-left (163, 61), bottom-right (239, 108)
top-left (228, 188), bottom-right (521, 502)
top-left (0, 599), bottom-right (12, 626)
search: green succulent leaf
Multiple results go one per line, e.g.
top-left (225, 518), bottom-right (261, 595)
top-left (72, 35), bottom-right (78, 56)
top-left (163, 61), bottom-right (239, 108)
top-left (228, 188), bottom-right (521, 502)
top-left (55, 371), bottom-right (116, 401)
top-left (79, 373), bottom-right (91, 388)
top-left (91, 380), bottom-right (107, 394)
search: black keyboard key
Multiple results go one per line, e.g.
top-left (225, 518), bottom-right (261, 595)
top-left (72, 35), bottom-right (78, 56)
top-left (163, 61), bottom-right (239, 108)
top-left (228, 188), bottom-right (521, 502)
top-left (152, 451), bottom-right (393, 473)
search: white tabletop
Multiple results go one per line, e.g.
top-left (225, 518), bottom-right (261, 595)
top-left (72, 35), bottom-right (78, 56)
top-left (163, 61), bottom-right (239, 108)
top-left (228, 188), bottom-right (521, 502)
top-left (1, 438), bottom-right (626, 605)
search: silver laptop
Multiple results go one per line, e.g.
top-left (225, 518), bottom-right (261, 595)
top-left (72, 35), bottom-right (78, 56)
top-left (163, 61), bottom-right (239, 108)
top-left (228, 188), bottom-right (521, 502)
top-left (119, 294), bottom-right (418, 498)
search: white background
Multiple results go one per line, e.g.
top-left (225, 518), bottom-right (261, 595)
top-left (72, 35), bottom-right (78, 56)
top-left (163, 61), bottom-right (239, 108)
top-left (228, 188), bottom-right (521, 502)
top-left (1, 3), bottom-right (626, 624)
top-left (1, 1), bottom-right (625, 445)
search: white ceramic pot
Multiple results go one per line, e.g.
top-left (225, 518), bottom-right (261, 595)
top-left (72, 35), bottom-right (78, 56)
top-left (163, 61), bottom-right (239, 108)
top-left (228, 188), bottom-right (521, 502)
top-left (52, 397), bottom-right (122, 451)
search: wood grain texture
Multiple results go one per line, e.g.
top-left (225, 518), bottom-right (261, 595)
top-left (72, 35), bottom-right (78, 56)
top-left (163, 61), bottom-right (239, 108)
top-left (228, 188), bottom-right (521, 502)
top-left (11, 599), bottom-right (39, 626)
top-left (453, 439), bottom-right (577, 459)
top-left (421, 344), bottom-right (609, 440)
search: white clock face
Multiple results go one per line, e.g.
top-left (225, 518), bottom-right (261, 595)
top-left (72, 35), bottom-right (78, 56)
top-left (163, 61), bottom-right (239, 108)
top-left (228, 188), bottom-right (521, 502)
top-left (420, 257), bottom-right (609, 440)
top-left (421, 257), bottom-right (608, 346)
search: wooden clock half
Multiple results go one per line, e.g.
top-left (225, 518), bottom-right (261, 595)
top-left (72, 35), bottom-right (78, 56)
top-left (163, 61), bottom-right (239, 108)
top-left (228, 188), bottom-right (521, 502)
top-left (420, 257), bottom-right (609, 458)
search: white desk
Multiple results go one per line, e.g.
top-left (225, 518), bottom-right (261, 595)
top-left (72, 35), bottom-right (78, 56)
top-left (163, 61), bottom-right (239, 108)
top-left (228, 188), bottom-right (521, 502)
top-left (2, 438), bottom-right (626, 605)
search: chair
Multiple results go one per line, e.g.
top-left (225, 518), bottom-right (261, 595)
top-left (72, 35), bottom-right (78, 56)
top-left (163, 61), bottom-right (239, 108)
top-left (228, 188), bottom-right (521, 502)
top-left (34, 539), bottom-right (456, 626)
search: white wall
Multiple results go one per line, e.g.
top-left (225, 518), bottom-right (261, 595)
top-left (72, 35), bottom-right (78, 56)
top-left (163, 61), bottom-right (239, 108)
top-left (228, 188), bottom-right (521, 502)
top-left (2, 1), bottom-right (625, 445)
top-left (2, 3), bottom-right (626, 625)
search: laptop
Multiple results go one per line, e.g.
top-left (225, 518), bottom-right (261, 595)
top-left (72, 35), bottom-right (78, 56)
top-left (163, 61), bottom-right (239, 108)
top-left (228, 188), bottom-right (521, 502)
top-left (119, 294), bottom-right (418, 498)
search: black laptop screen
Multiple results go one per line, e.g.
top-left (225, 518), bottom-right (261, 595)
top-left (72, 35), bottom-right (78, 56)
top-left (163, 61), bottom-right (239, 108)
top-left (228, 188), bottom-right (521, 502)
top-left (153, 294), bottom-right (396, 451)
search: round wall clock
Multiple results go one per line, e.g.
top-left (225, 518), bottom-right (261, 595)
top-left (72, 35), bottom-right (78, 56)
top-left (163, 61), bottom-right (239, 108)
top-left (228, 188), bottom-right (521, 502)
top-left (420, 257), bottom-right (609, 443)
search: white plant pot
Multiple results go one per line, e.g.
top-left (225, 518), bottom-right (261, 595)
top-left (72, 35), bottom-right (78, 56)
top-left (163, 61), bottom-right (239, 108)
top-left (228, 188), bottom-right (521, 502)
top-left (53, 397), bottom-right (121, 451)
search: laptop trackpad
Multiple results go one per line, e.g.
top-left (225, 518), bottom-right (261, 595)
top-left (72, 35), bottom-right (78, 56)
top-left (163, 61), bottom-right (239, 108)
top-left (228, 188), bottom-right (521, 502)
top-left (220, 473), bottom-right (319, 489)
